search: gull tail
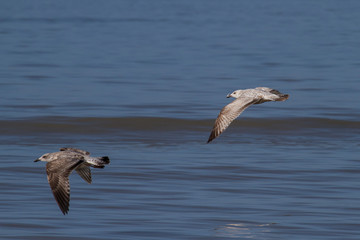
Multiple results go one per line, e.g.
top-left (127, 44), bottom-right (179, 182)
top-left (276, 94), bottom-right (289, 101)
top-left (86, 156), bottom-right (110, 168)
top-left (270, 89), bottom-right (289, 101)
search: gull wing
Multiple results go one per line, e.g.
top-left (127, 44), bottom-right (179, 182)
top-left (255, 87), bottom-right (289, 102)
top-left (75, 164), bottom-right (92, 184)
top-left (46, 158), bottom-right (83, 215)
top-left (60, 148), bottom-right (90, 155)
top-left (207, 97), bottom-right (259, 143)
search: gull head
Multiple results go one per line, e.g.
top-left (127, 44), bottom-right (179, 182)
top-left (226, 90), bottom-right (243, 98)
top-left (34, 153), bottom-right (55, 162)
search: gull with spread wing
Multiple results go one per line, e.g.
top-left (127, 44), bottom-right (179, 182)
top-left (207, 87), bottom-right (289, 143)
top-left (35, 147), bottom-right (110, 215)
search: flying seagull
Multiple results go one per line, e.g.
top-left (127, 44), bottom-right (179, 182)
top-left (207, 87), bottom-right (289, 143)
top-left (34, 147), bottom-right (110, 215)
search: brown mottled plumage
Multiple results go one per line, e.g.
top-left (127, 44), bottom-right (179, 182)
top-left (35, 148), bottom-right (110, 215)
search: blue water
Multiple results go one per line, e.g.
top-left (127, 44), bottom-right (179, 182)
top-left (1, 1), bottom-right (360, 239)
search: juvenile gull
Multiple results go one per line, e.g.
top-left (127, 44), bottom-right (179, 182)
top-left (207, 87), bottom-right (289, 143)
top-left (34, 147), bottom-right (110, 215)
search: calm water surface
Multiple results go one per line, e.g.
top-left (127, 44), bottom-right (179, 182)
top-left (1, 1), bottom-right (360, 239)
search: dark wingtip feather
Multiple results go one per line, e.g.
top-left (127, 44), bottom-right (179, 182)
top-left (270, 89), bottom-right (289, 101)
top-left (92, 165), bottom-right (105, 169)
top-left (207, 132), bottom-right (215, 143)
top-left (100, 156), bottom-right (110, 164)
top-left (278, 94), bottom-right (289, 101)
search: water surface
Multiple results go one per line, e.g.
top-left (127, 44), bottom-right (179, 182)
top-left (1, 1), bottom-right (360, 239)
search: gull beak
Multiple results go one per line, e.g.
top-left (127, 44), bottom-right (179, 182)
top-left (34, 159), bottom-right (40, 162)
top-left (226, 93), bottom-right (231, 98)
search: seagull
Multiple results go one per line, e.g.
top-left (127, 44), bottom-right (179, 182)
top-left (34, 147), bottom-right (110, 215)
top-left (207, 87), bottom-right (289, 143)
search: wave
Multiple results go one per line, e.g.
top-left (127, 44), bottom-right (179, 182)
top-left (1, 116), bottom-right (359, 136)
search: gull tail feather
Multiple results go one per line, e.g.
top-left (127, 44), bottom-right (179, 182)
top-left (86, 156), bottom-right (110, 168)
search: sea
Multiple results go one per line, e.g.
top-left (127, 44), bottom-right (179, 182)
top-left (1, 1), bottom-right (360, 239)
